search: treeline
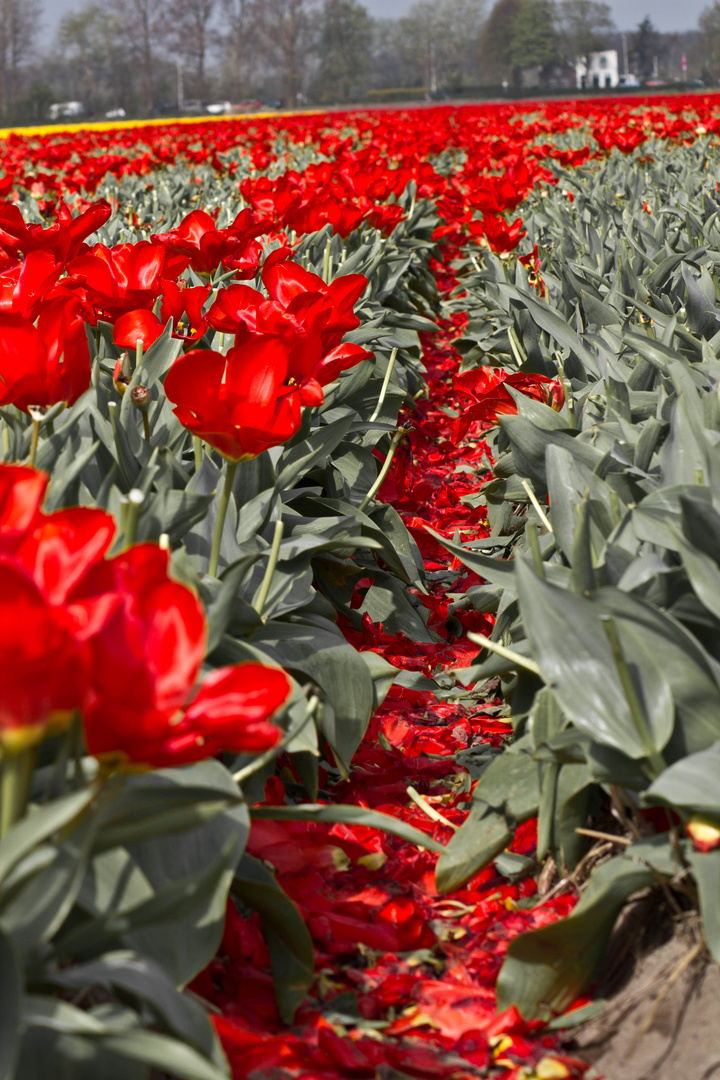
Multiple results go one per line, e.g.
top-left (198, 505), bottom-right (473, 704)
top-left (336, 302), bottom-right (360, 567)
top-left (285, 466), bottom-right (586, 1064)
top-left (4, 0), bottom-right (720, 125)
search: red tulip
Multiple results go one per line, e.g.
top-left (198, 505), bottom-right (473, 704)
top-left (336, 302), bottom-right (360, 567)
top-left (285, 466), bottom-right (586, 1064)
top-left (206, 283), bottom-right (272, 336)
top-left (0, 295), bottom-right (91, 410)
top-left (67, 241), bottom-right (180, 322)
top-left (152, 208), bottom-right (268, 276)
top-left (0, 250), bottom-right (64, 320)
top-left (72, 544), bottom-right (289, 767)
top-left (0, 559), bottom-right (86, 751)
top-left (0, 463), bottom-right (291, 766)
top-left (469, 214), bottom-right (526, 255)
top-left (159, 279), bottom-right (212, 340)
top-left (163, 337), bottom-right (302, 461)
top-left (452, 369), bottom-right (564, 440)
top-left (113, 281), bottom-right (211, 349)
top-left (206, 265), bottom-right (369, 388)
top-left (0, 464), bottom-right (48, 549)
top-left (260, 261), bottom-right (372, 401)
top-left (113, 308), bottom-right (166, 350)
top-left (15, 506), bottom-right (116, 606)
top-left (0, 198), bottom-right (111, 262)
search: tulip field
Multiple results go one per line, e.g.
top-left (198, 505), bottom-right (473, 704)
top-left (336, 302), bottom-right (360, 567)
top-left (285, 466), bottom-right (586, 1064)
top-left (5, 94), bottom-right (720, 1079)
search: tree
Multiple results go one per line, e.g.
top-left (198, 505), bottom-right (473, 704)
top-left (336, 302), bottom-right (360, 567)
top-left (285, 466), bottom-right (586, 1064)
top-left (698, 2), bottom-right (720, 81)
top-left (58, 5), bottom-right (130, 115)
top-left (313, 0), bottom-right (373, 102)
top-left (253, 0), bottom-right (318, 107)
top-left (478, 0), bottom-right (523, 85)
top-left (393, 0), bottom-right (486, 93)
top-left (630, 15), bottom-right (661, 77)
top-left (370, 17), bottom-right (404, 89)
top-left (120, 0), bottom-right (168, 112)
top-left (167, 0), bottom-right (216, 100)
top-left (557, 0), bottom-right (614, 60)
top-left (0, 0), bottom-right (42, 118)
top-left (218, 0), bottom-right (259, 100)
top-left (509, 0), bottom-right (560, 81)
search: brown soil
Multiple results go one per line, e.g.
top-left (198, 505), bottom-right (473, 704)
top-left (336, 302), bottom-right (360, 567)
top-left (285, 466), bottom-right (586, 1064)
top-left (561, 899), bottom-right (720, 1080)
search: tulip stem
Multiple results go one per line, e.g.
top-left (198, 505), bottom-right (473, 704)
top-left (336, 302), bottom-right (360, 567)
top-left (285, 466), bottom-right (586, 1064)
top-left (359, 428), bottom-right (405, 512)
top-left (135, 338), bottom-right (144, 372)
top-left (124, 489), bottom-right (144, 547)
top-left (193, 436), bottom-right (203, 473)
top-left (0, 746), bottom-right (36, 837)
top-left (28, 414), bottom-right (42, 467)
top-left (466, 631), bottom-right (541, 676)
top-left (322, 236), bottom-right (332, 284)
top-left (209, 459), bottom-right (238, 578)
top-left (601, 615), bottom-right (666, 777)
top-left (508, 326), bottom-right (527, 365)
top-left (369, 347), bottom-right (398, 424)
top-left (520, 478), bottom-right (553, 533)
top-left (254, 518), bottom-right (284, 617)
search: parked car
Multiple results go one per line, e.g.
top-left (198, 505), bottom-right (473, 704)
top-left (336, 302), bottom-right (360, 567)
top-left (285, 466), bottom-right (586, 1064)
top-left (617, 74), bottom-right (640, 88)
top-left (233, 100), bottom-right (265, 112)
top-left (105, 107), bottom-right (126, 120)
top-left (206, 101), bottom-right (232, 115)
top-left (48, 101), bottom-right (85, 120)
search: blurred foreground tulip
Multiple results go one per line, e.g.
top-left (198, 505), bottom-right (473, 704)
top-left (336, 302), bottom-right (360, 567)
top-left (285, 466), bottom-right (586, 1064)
top-left (0, 464), bottom-right (291, 769)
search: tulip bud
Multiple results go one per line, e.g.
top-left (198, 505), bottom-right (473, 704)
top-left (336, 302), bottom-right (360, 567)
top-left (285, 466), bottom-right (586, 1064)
top-left (113, 353), bottom-right (131, 396)
top-left (131, 385), bottom-right (151, 441)
top-left (131, 385), bottom-right (150, 413)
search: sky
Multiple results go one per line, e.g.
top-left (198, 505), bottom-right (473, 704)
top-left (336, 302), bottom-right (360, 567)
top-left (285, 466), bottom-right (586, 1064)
top-left (40, 0), bottom-right (711, 42)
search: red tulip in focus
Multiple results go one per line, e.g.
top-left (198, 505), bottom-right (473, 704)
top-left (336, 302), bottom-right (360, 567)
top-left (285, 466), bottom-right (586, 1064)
top-left (0, 295), bottom-right (91, 410)
top-left (226, 260), bottom-right (372, 404)
top-left (113, 308), bottom-right (167, 350)
top-left (163, 337), bottom-right (302, 460)
top-left (113, 281), bottom-right (212, 350)
top-left (67, 240), bottom-right (184, 323)
top-left (204, 261), bottom-right (372, 404)
top-left (152, 208), bottom-right (270, 276)
top-left (469, 214), bottom-right (526, 255)
top-left (0, 250), bottom-right (66, 320)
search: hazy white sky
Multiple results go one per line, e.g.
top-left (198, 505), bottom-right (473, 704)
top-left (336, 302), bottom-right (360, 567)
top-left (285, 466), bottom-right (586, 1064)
top-left (40, 0), bottom-right (711, 41)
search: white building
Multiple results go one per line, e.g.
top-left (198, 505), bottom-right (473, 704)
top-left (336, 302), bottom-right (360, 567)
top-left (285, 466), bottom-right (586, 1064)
top-left (576, 50), bottom-right (620, 90)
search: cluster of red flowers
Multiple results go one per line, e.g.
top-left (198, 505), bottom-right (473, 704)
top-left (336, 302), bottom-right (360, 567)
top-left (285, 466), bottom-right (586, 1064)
top-left (163, 260), bottom-right (372, 460)
top-left (0, 462), bottom-right (290, 765)
top-left (0, 195), bottom-right (375, 460)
